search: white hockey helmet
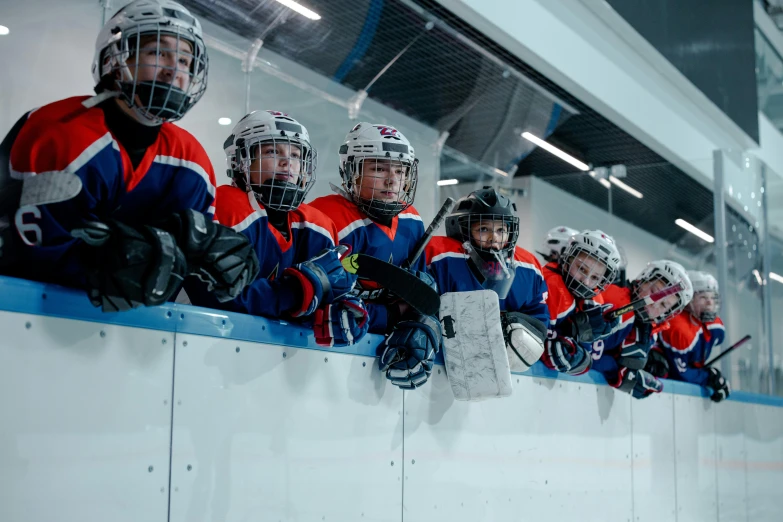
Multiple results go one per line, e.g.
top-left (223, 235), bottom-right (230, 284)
top-left (560, 229), bottom-right (622, 299)
top-left (91, 0), bottom-right (208, 125)
top-left (686, 270), bottom-right (719, 322)
top-left (538, 225), bottom-right (578, 263)
top-left (632, 260), bottom-right (694, 323)
top-left (338, 122), bottom-right (418, 220)
top-left (224, 110), bottom-right (317, 211)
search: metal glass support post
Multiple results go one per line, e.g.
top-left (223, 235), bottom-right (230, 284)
top-left (100, 0), bottom-right (113, 26)
top-left (712, 150), bottom-right (731, 378)
top-left (761, 163), bottom-right (775, 393)
top-left (242, 38), bottom-right (264, 115)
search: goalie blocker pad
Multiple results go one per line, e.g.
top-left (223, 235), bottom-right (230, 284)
top-left (440, 290), bottom-right (512, 401)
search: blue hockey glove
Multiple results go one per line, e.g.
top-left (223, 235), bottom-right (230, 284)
top-left (313, 296), bottom-right (369, 347)
top-left (542, 335), bottom-right (592, 375)
top-left (379, 312), bottom-right (442, 390)
top-left (616, 368), bottom-right (663, 399)
top-left (571, 300), bottom-right (619, 342)
top-left (617, 320), bottom-right (654, 370)
top-left (283, 245), bottom-right (357, 317)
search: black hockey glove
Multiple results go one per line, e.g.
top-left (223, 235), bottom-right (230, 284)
top-left (706, 367), bottom-right (730, 403)
top-left (644, 346), bottom-right (670, 378)
top-left (73, 220), bottom-right (188, 313)
top-left (158, 209), bottom-right (259, 302)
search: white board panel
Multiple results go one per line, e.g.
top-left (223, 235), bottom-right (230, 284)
top-left (0, 311), bottom-right (174, 522)
top-left (743, 403), bottom-right (783, 522)
top-left (168, 333), bottom-right (403, 522)
top-left (673, 395), bottom-right (718, 522)
top-left (402, 371), bottom-right (633, 522)
top-left (631, 391), bottom-right (677, 522)
top-left (715, 401), bottom-right (748, 522)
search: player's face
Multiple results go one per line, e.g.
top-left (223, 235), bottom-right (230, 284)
top-left (128, 35), bottom-right (194, 91)
top-left (690, 291), bottom-right (717, 317)
top-left (356, 159), bottom-right (407, 202)
top-left (250, 142), bottom-right (302, 186)
top-left (470, 219), bottom-right (510, 251)
top-left (566, 252), bottom-right (607, 291)
top-left (637, 279), bottom-right (679, 321)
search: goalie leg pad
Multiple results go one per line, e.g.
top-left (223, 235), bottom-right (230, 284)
top-left (440, 290), bottom-right (512, 401)
top-left (86, 222), bottom-right (187, 313)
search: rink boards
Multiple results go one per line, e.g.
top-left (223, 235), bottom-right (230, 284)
top-left (0, 275), bottom-right (781, 522)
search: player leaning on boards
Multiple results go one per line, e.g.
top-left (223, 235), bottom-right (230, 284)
top-left (648, 271), bottom-right (730, 402)
top-left (539, 230), bottom-right (623, 375)
top-left (592, 261), bottom-right (693, 399)
top-left (309, 123), bottom-right (442, 389)
top-left (426, 186), bottom-right (550, 374)
top-left (187, 110), bottom-right (367, 347)
top-left (0, 0), bottom-right (258, 311)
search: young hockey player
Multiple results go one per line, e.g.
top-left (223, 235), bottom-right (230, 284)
top-left (592, 261), bottom-right (694, 399)
top-left (309, 122), bottom-right (440, 388)
top-left (426, 186), bottom-right (550, 372)
top-left (187, 110), bottom-right (367, 347)
top-left (537, 225), bottom-right (578, 264)
top-left (652, 271), bottom-right (729, 402)
top-left (539, 230), bottom-right (623, 375)
top-left (0, 0), bottom-right (258, 312)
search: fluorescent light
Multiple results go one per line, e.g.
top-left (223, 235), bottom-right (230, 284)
top-left (218, 117), bottom-right (232, 126)
top-left (0, 25), bottom-right (9, 36)
top-left (608, 175), bottom-right (643, 198)
top-left (771, 272), bottom-right (783, 284)
top-left (274, 0), bottom-right (321, 20)
top-left (589, 170), bottom-right (611, 189)
top-left (437, 179), bottom-right (459, 186)
top-left (753, 269), bottom-right (763, 285)
top-left (521, 132), bottom-right (589, 172)
top-left (675, 219), bottom-right (714, 243)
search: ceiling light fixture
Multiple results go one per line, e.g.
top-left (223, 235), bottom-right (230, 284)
top-left (0, 25), bottom-right (9, 36)
top-left (770, 272), bottom-right (783, 284)
top-left (675, 219), bottom-right (714, 243)
top-left (589, 170), bottom-right (612, 189)
top-left (218, 117), bottom-right (232, 126)
top-left (521, 132), bottom-right (589, 172)
top-left (274, 0), bottom-right (321, 20)
top-left (608, 175), bottom-right (643, 198)
top-left (752, 269), bottom-right (763, 285)
top-left (437, 179), bottom-right (459, 186)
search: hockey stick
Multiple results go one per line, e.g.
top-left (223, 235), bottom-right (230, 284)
top-left (403, 197), bottom-right (456, 270)
top-left (341, 254), bottom-right (440, 316)
top-left (704, 334), bottom-right (752, 368)
top-left (605, 282), bottom-right (684, 320)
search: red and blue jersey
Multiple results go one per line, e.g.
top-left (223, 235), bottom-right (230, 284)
top-left (659, 312), bottom-right (725, 386)
top-left (7, 96), bottom-right (216, 287)
top-left (309, 193), bottom-right (425, 333)
top-left (424, 236), bottom-right (549, 325)
top-left (189, 184), bottom-right (338, 318)
top-left (588, 284), bottom-right (638, 384)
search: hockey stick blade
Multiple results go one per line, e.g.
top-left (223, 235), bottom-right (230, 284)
top-left (403, 197), bottom-right (456, 270)
top-left (606, 282), bottom-right (684, 320)
top-left (705, 334), bottom-right (752, 367)
top-left (342, 253), bottom-right (440, 316)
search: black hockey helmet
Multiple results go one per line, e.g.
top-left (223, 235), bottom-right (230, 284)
top-left (445, 186), bottom-right (520, 261)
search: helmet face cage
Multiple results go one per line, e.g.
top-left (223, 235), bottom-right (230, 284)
top-left (633, 271), bottom-right (688, 324)
top-left (100, 22), bottom-right (208, 124)
top-left (234, 135), bottom-right (317, 211)
top-left (344, 157), bottom-right (418, 219)
top-left (458, 213), bottom-right (519, 261)
top-left (560, 245), bottom-right (617, 299)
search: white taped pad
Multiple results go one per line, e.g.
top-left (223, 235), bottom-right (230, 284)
top-left (440, 290), bottom-right (512, 401)
top-left (506, 322), bottom-right (545, 372)
top-left (20, 172), bottom-right (83, 207)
